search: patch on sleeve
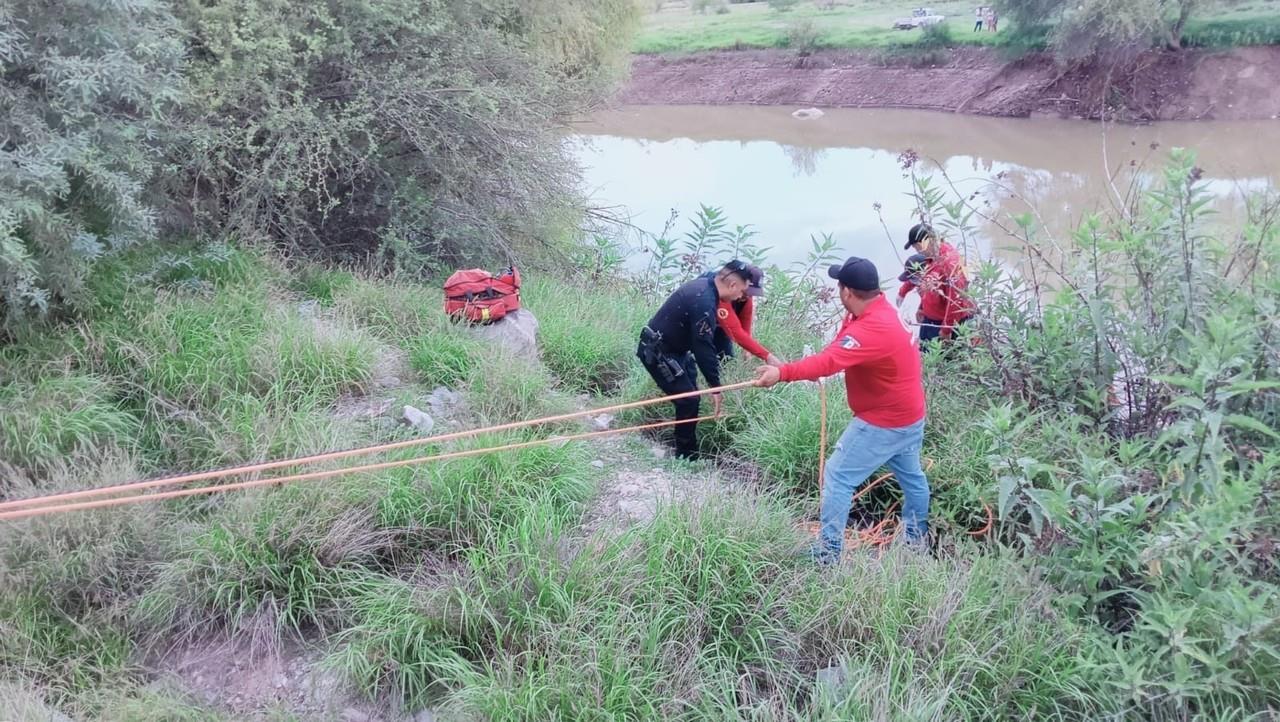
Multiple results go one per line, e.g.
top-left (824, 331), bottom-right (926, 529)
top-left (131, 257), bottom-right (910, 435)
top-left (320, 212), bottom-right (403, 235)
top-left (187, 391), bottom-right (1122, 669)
top-left (839, 335), bottom-right (860, 350)
top-left (716, 307), bottom-right (729, 320)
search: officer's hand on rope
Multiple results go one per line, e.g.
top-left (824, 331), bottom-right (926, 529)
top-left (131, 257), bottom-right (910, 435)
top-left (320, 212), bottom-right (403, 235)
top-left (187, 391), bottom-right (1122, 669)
top-left (755, 365), bottom-right (781, 388)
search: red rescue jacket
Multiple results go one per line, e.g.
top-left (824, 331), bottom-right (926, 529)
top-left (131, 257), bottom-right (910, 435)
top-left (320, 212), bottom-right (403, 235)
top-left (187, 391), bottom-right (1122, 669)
top-left (779, 295), bottom-right (925, 428)
top-left (717, 296), bottom-right (772, 361)
top-left (898, 242), bottom-right (974, 338)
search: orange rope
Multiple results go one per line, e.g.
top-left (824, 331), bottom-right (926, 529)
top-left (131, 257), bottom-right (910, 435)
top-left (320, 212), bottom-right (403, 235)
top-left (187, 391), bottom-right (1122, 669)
top-left (0, 414), bottom-right (718, 522)
top-left (967, 502), bottom-right (994, 537)
top-left (805, 430), bottom-right (940, 549)
top-left (0, 380), bottom-right (756, 515)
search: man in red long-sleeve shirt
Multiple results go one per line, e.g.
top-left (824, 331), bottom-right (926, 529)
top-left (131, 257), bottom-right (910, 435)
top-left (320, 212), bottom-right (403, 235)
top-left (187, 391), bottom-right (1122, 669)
top-left (756, 256), bottom-right (929, 563)
top-left (899, 223), bottom-right (974, 347)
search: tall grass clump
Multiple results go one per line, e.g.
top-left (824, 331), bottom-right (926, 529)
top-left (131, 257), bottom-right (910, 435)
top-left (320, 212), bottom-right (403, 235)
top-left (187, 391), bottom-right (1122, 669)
top-left (0, 457), bottom-right (168, 702)
top-left (342, 489), bottom-right (1102, 719)
top-left (0, 374), bottom-right (139, 476)
top-left (467, 354), bottom-right (574, 425)
top-left (522, 275), bottom-right (650, 394)
top-left (78, 266), bottom-right (373, 470)
top-left (333, 276), bottom-right (443, 344)
top-left (372, 434), bottom-right (593, 552)
top-left (407, 328), bottom-right (480, 388)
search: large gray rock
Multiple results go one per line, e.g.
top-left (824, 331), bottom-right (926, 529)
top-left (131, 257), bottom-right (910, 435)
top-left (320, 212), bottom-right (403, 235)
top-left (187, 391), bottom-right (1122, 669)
top-left (467, 308), bottom-right (539, 362)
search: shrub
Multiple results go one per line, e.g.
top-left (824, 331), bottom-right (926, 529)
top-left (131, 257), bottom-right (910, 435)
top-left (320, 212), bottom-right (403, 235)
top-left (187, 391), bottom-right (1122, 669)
top-left (784, 18), bottom-right (822, 52)
top-left (169, 0), bottom-right (638, 269)
top-left (0, 0), bottom-right (184, 328)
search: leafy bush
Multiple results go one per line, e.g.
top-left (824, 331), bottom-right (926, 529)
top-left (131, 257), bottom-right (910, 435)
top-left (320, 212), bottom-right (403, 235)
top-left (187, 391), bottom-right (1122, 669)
top-left (169, 0), bottom-right (637, 269)
top-left (784, 18), bottom-right (822, 52)
top-left (0, 0), bottom-right (183, 328)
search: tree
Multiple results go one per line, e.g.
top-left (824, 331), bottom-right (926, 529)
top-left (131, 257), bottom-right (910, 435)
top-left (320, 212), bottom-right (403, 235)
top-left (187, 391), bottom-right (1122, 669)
top-left (167, 0), bottom-right (639, 269)
top-left (1162, 0), bottom-right (1212, 49)
top-left (0, 0), bottom-right (183, 328)
top-left (996, 0), bottom-right (1233, 58)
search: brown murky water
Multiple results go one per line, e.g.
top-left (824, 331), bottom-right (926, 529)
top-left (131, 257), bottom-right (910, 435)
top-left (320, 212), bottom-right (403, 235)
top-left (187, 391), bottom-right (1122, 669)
top-left (573, 105), bottom-right (1280, 278)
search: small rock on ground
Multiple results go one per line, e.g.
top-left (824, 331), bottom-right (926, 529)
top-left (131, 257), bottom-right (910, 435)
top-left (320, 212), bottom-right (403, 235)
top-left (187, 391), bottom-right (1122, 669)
top-left (402, 404), bottom-right (435, 432)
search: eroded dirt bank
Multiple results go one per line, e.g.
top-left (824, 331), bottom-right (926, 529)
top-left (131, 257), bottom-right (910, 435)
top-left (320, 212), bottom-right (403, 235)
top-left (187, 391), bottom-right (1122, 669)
top-left (620, 47), bottom-right (1280, 121)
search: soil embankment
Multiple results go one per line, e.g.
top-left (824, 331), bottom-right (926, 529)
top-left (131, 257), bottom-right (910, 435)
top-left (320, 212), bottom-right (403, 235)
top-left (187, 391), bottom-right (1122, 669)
top-left (621, 46), bottom-right (1280, 121)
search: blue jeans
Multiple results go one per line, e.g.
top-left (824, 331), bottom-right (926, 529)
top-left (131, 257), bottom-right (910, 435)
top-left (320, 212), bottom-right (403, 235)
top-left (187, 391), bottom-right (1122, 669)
top-left (819, 417), bottom-right (929, 555)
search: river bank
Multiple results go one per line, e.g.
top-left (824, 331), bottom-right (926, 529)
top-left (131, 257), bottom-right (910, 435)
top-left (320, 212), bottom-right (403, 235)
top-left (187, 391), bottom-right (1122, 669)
top-left (620, 46), bottom-right (1280, 121)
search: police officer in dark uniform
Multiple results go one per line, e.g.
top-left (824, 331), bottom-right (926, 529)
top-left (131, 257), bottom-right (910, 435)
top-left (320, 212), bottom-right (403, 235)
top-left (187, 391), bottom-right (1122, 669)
top-left (637, 261), bottom-right (753, 459)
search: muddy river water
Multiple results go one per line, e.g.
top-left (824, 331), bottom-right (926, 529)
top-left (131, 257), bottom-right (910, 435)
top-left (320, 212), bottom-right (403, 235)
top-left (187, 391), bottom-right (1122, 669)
top-left (573, 105), bottom-right (1280, 279)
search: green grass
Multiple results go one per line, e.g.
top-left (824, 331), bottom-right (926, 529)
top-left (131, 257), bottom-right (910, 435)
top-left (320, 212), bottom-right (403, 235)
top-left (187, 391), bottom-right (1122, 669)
top-left (1, 224), bottom-right (1275, 719)
top-left (636, 0), bottom-right (1010, 53)
top-left (0, 594), bottom-right (133, 700)
top-left (407, 328), bottom-right (480, 388)
top-left (636, 0), bottom-right (1280, 53)
top-left (0, 374), bottom-right (140, 474)
top-left (522, 276), bottom-right (650, 394)
top-left (1184, 12), bottom-right (1280, 47)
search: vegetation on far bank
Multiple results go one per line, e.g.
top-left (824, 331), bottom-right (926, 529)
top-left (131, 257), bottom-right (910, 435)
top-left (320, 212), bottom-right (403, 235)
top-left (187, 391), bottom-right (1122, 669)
top-left (635, 0), bottom-right (1280, 55)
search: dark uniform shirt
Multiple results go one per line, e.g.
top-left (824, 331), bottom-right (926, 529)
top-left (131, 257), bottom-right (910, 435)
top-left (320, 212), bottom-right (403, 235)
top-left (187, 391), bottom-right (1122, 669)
top-left (646, 275), bottom-right (722, 388)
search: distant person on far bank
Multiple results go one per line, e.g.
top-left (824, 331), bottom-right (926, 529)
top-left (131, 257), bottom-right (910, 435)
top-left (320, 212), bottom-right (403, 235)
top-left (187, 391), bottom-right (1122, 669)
top-left (636, 261), bottom-right (753, 460)
top-left (974, 6), bottom-right (984, 32)
top-left (755, 256), bottom-right (930, 564)
top-left (900, 223), bottom-right (975, 348)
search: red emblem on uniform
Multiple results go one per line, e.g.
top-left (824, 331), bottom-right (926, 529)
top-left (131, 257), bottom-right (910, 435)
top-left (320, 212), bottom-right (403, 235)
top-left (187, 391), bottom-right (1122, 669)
top-left (717, 308), bottom-right (729, 320)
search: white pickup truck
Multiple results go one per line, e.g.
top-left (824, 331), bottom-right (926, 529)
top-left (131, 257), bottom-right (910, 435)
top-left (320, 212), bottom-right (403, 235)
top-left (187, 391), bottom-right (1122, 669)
top-left (893, 8), bottom-right (946, 29)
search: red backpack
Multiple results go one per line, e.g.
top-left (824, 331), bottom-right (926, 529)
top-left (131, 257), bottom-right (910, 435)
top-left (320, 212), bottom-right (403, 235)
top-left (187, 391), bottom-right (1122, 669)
top-left (443, 266), bottom-right (521, 324)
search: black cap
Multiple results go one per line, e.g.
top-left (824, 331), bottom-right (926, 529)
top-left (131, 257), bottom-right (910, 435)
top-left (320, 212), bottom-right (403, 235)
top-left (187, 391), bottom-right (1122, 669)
top-left (897, 253), bottom-right (932, 282)
top-left (827, 256), bottom-right (880, 291)
top-left (743, 264), bottom-right (764, 297)
top-left (905, 223), bottom-right (935, 250)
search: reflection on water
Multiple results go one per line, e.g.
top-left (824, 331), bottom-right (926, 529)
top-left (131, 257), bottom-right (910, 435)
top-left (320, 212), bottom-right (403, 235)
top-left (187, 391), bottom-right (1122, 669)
top-left (573, 105), bottom-right (1280, 279)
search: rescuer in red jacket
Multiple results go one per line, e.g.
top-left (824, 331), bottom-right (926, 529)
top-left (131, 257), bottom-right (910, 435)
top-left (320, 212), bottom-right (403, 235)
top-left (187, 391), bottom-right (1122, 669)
top-left (899, 223), bottom-right (975, 347)
top-left (711, 264), bottom-right (784, 366)
top-left (755, 256), bottom-right (930, 563)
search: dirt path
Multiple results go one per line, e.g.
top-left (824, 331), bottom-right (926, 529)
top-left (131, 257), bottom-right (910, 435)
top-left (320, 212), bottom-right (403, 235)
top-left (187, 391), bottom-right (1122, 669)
top-left (620, 46), bottom-right (1280, 121)
top-left (579, 434), bottom-right (728, 538)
